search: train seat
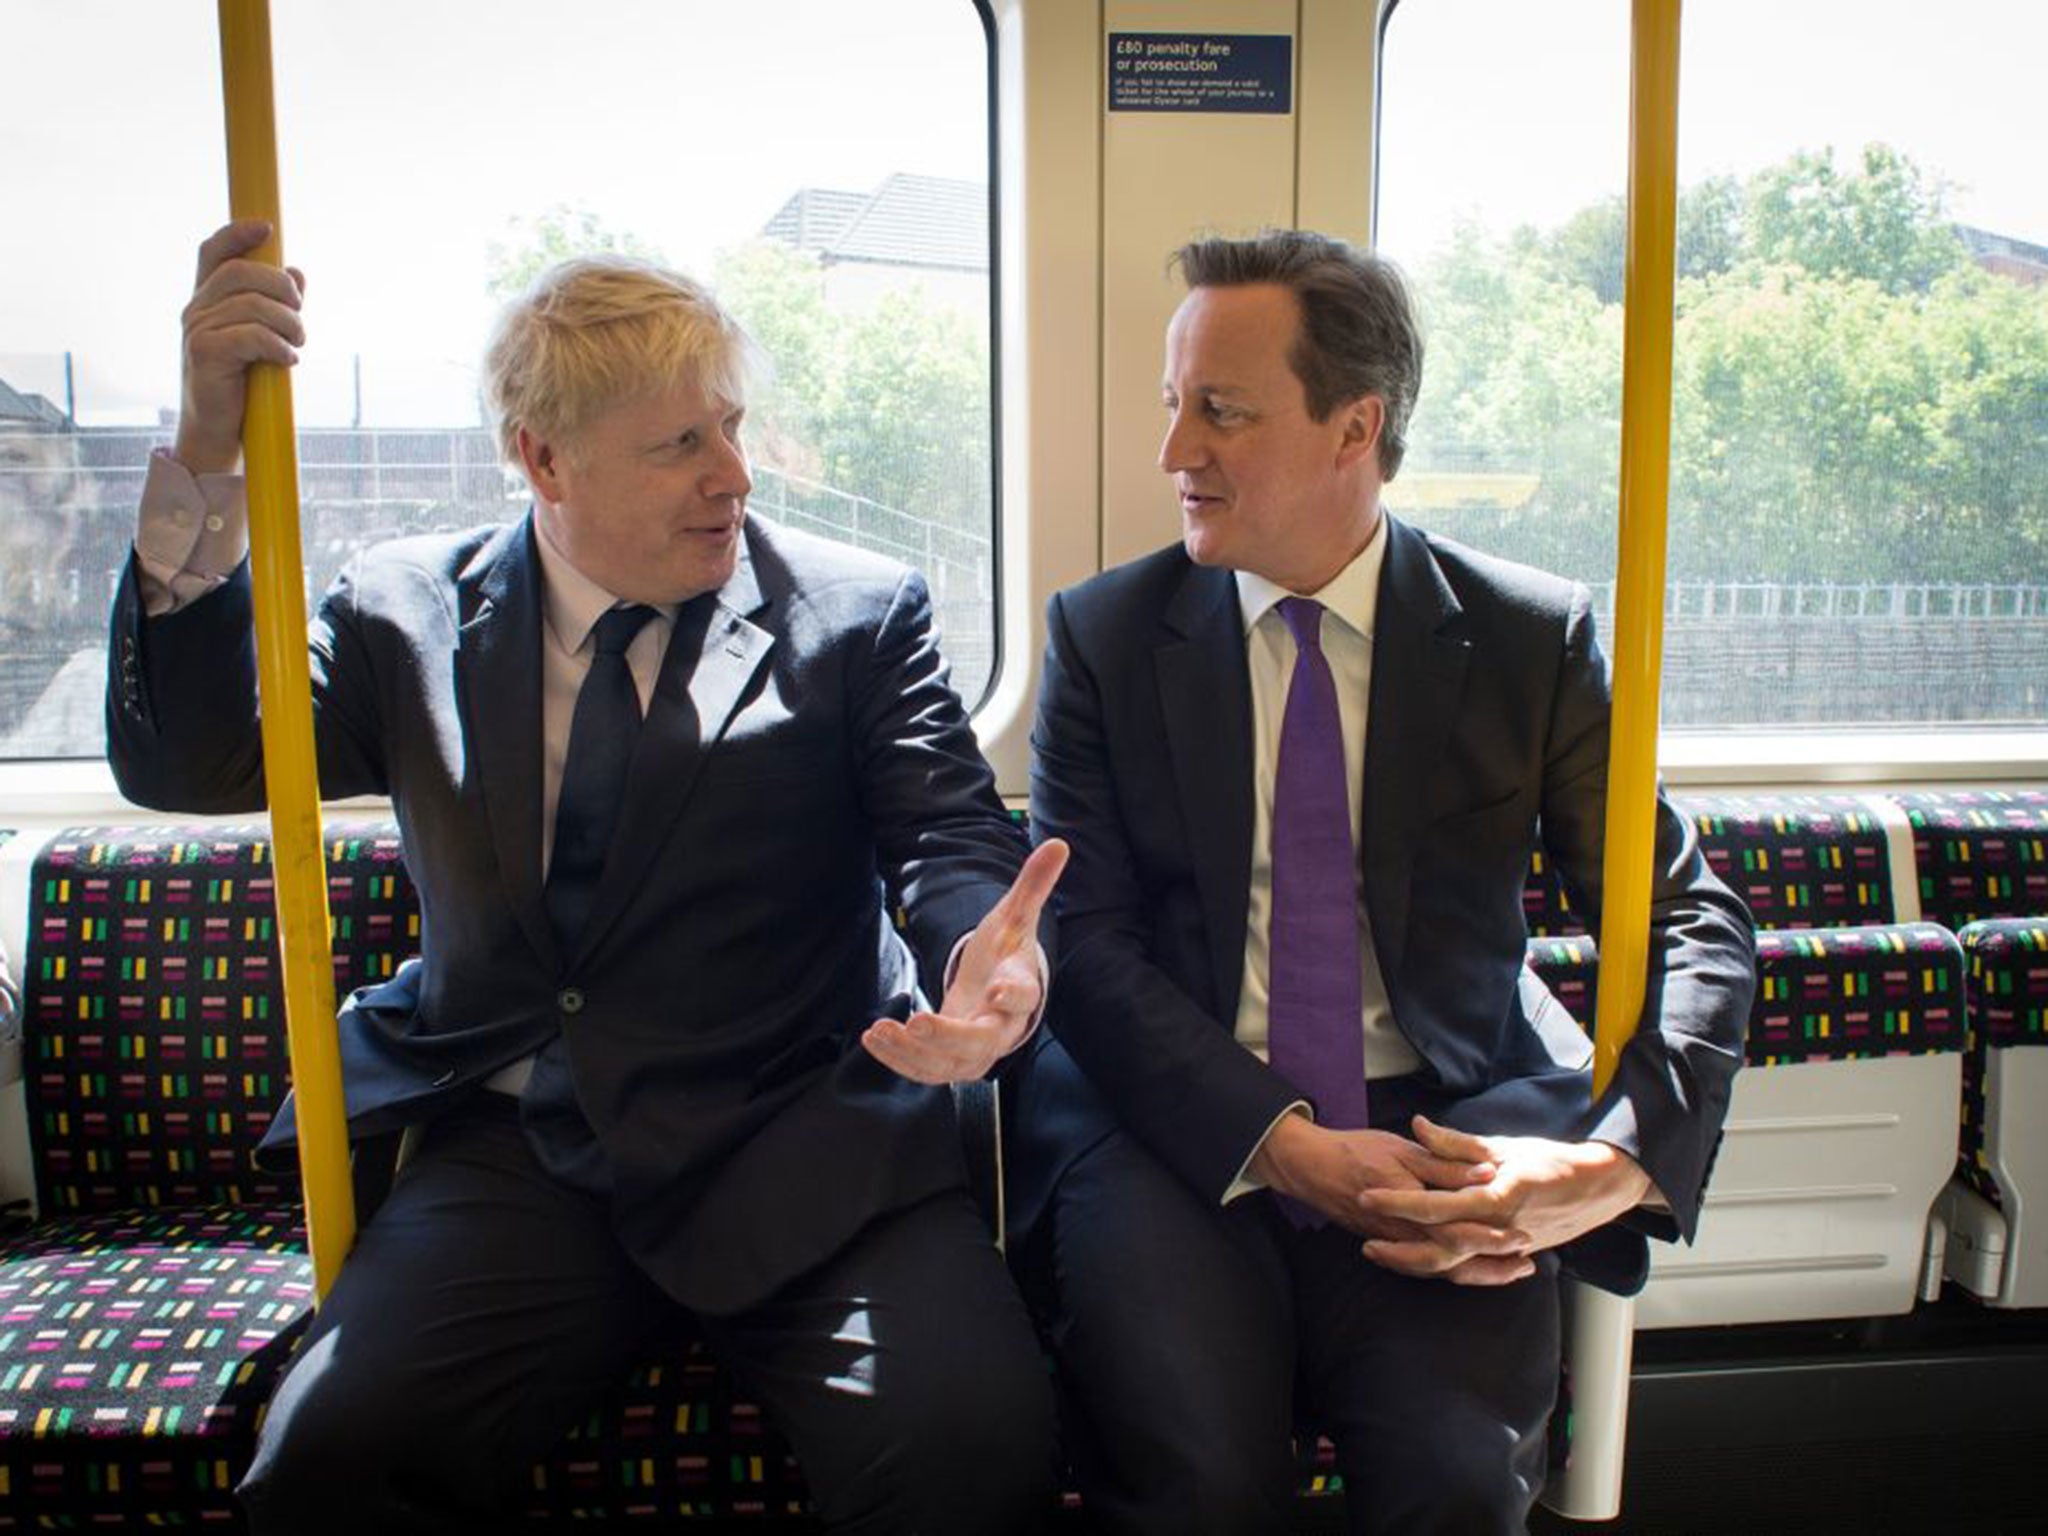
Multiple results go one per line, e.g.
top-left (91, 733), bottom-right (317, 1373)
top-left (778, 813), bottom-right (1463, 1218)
top-left (1526, 792), bottom-right (1967, 1328)
top-left (0, 825), bottom-right (374, 1525)
top-left (1, 791), bottom-right (2028, 1526)
top-left (0, 819), bottom-right (1298, 1528)
top-left (1943, 919), bottom-right (2048, 1309)
top-left (1906, 786), bottom-right (2048, 1309)
top-left (0, 822), bottom-right (828, 1526)
top-left (1899, 788), bottom-right (2048, 932)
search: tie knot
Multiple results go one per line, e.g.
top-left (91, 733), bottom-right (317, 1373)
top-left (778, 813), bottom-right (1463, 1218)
top-left (1277, 596), bottom-right (1325, 652)
top-left (591, 604), bottom-right (655, 658)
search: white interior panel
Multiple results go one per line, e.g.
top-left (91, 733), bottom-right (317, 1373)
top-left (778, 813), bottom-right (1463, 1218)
top-left (1981, 1045), bottom-right (2048, 1307)
top-left (1639, 1053), bottom-right (1961, 1328)
top-left (1100, 0), bottom-right (1299, 570)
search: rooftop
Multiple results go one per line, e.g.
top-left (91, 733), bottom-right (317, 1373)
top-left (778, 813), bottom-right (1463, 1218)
top-left (762, 174), bottom-right (987, 273)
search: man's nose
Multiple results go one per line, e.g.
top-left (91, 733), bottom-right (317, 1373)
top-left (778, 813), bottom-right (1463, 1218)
top-left (1158, 409), bottom-right (1204, 474)
top-left (705, 432), bottom-right (752, 499)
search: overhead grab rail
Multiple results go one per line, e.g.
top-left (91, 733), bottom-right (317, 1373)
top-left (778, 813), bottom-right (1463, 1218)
top-left (217, 0), bottom-right (355, 1301)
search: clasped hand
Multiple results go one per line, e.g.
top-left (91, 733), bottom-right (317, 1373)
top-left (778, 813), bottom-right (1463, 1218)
top-left (861, 839), bottom-right (1068, 1084)
top-left (1352, 1118), bottom-right (1654, 1286)
top-left (1254, 1114), bottom-right (1653, 1286)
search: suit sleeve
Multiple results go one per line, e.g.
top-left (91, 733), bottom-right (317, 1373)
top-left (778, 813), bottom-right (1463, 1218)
top-left (1030, 590), bottom-right (1302, 1203)
top-left (1539, 586), bottom-right (1756, 1241)
top-left (850, 566), bottom-right (1045, 1001)
top-left (106, 551), bottom-right (389, 813)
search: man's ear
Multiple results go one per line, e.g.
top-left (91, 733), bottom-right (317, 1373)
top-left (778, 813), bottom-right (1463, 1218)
top-left (515, 425), bottom-right (563, 505)
top-left (1334, 395), bottom-right (1386, 472)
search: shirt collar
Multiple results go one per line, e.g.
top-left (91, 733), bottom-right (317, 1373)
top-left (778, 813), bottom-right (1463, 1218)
top-left (533, 515), bottom-right (679, 653)
top-left (1234, 510), bottom-right (1389, 644)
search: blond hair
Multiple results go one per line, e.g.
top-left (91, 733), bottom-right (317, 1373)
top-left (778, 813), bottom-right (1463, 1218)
top-left (483, 255), bottom-right (757, 464)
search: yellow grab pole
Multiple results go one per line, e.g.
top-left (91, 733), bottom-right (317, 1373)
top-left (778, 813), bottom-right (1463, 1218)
top-left (1598, 0), bottom-right (1682, 1094)
top-left (217, 0), bottom-right (355, 1300)
top-left (1553, 1), bottom-right (1682, 1521)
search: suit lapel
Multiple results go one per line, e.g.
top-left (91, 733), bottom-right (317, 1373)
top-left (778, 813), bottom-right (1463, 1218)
top-left (1363, 515), bottom-right (1470, 991)
top-left (454, 517), bottom-right (560, 974)
top-left (571, 529), bottom-right (775, 962)
top-left (1155, 561), bottom-right (1255, 1024)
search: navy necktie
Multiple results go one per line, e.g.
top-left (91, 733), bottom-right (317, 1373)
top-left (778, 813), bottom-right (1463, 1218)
top-left (545, 603), bottom-right (656, 953)
top-left (1268, 596), bottom-right (1369, 1132)
top-left (526, 602), bottom-right (655, 1191)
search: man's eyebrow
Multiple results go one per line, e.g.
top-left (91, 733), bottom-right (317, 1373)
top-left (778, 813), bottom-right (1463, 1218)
top-left (1162, 382), bottom-right (1251, 399)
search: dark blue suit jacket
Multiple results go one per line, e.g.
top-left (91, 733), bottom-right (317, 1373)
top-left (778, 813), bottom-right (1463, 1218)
top-left (1007, 516), bottom-right (1755, 1294)
top-left (108, 512), bottom-right (1033, 1312)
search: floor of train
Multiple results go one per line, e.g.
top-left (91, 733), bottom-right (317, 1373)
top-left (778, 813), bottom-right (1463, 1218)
top-left (1532, 1290), bottom-right (2048, 1536)
top-left (514, 1290), bottom-right (2048, 1536)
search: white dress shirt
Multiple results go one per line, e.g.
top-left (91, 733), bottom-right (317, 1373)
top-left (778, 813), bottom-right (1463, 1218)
top-left (1223, 514), bottom-right (1422, 1200)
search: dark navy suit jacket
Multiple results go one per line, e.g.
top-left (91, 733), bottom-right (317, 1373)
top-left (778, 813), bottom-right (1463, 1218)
top-left (108, 512), bottom-right (1034, 1313)
top-left (1007, 515), bottom-right (1755, 1294)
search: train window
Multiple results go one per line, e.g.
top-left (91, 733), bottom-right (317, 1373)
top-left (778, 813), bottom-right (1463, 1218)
top-left (1377, 0), bottom-right (2046, 741)
top-left (0, 0), bottom-right (995, 763)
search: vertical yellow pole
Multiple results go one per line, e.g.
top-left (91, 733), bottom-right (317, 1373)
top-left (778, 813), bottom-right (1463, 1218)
top-left (1553, 2), bottom-right (1682, 1521)
top-left (1598, 0), bottom-right (1682, 1093)
top-left (217, 0), bottom-right (356, 1300)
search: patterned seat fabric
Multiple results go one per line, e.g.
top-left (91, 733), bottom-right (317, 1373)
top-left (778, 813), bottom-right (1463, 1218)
top-left (4, 826), bottom-right (424, 1527)
top-left (0, 1204), bottom-right (310, 1525)
top-left (1528, 934), bottom-right (1601, 1032)
top-left (24, 824), bottom-right (416, 1215)
top-left (1898, 788), bottom-right (2048, 929)
top-left (1525, 792), bottom-right (1901, 947)
top-left (1749, 924), bottom-right (1965, 1066)
top-left (1533, 924), bottom-right (1966, 1068)
top-left (5, 821), bottom-right (1002, 1529)
top-left (1522, 846), bottom-right (1586, 939)
top-left (1686, 792), bottom-right (1896, 930)
top-left (1956, 919), bottom-right (2048, 1206)
top-left (524, 1338), bottom-right (810, 1520)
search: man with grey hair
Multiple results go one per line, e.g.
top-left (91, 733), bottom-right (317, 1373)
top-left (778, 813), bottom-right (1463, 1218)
top-left (107, 220), bottom-right (1063, 1534)
top-left (1007, 229), bottom-right (1753, 1532)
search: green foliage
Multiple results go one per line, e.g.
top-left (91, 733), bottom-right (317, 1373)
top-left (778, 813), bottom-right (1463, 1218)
top-left (475, 220), bottom-right (993, 540)
top-left (484, 205), bottom-right (669, 300)
top-left (1746, 144), bottom-right (1967, 296)
top-left (715, 241), bottom-right (991, 536)
top-left (1403, 143), bottom-right (2048, 586)
top-left (1532, 175), bottom-right (1746, 307)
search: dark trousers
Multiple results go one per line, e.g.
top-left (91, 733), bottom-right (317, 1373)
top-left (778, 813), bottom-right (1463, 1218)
top-left (240, 1100), bottom-right (1057, 1535)
top-left (1031, 1130), bottom-right (1560, 1536)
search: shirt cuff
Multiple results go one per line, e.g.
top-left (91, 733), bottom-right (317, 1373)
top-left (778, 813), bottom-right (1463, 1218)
top-left (942, 931), bottom-right (1051, 1056)
top-left (1222, 1100), bottom-right (1313, 1205)
top-left (133, 449), bottom-right (250, 616)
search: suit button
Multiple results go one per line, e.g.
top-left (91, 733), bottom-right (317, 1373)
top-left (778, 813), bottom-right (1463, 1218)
top-left (558, 987), bottom-right (585, 1014)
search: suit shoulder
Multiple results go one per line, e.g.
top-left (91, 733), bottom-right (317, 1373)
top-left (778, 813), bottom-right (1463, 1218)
top-left (1052, 542), bottom-right (1192, 626)
top-left (1410, 524), bottom-right (1586, 625)
top-left (346, 524), bottom-right (505, 589)
top-left (745, 513), bottom-right (915, 594)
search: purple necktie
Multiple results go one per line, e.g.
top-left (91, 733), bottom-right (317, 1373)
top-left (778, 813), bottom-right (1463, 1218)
top-left (1268, 596), bottom-right (1369, 1134)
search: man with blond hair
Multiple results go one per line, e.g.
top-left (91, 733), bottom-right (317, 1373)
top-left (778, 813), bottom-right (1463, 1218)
top-left (108, 221), bottom-right (1062, 1535)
